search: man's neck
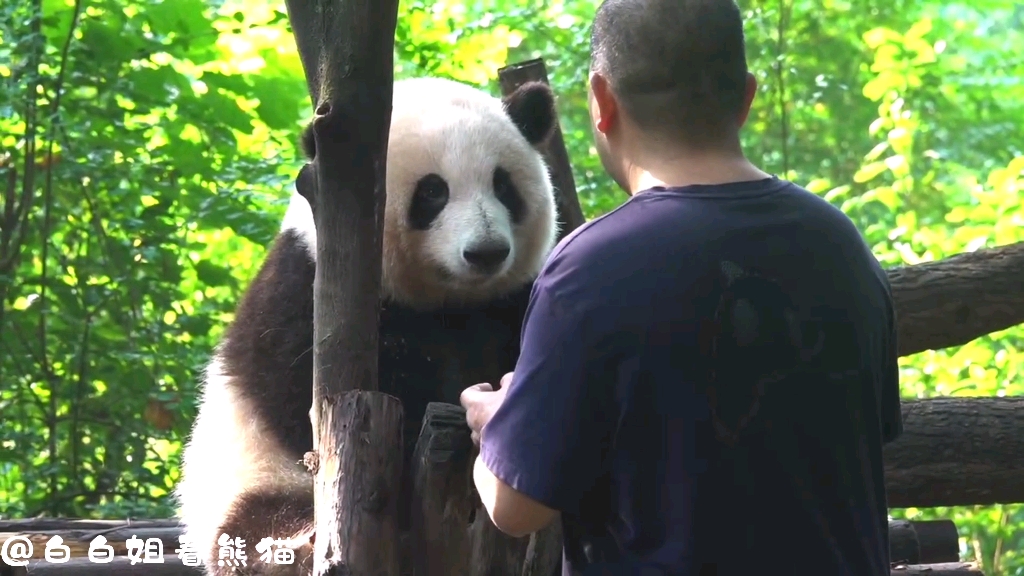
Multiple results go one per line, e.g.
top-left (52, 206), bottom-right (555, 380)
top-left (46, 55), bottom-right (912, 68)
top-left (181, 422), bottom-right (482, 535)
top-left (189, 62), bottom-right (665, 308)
top-left (623, 145), bottom-right (772, 196)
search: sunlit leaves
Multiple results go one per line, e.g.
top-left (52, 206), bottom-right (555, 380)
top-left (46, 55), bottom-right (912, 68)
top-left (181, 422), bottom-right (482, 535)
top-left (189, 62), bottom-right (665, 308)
top-left (854, 22), bottom-right (1024, 569)
top-left (854, 161), bottom-right (889, 183)
top-left (0, 0), bottom-right (299, 520)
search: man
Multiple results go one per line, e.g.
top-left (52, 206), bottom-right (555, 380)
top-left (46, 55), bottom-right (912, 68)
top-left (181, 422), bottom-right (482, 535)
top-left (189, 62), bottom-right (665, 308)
top-left (460, 0), bottom-right (903, 574)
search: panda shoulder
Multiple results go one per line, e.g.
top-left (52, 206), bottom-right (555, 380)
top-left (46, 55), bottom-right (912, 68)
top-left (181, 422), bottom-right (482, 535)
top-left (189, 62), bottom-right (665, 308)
top-left (279, 192), bottom-right (317, 260)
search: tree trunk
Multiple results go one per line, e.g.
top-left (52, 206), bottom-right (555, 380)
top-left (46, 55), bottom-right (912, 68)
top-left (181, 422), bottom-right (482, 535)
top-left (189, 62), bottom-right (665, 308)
top-left (888, 241), bottom-right (1024, 357)
top-left (884, 396), bottom-right (1024, 508)
top-left (281, 0), bottom-right (402, 574)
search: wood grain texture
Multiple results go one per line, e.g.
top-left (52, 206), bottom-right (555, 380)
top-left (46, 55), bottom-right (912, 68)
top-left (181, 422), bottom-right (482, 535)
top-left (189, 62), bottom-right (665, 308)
top-left (888, 241), bottom-right (1024, 357)
top-left (311, 391), bottom-right (404, 576)
top-left (884, 397), bottom-right (1024, 508)
top-left (409, 402), bottom-right (475, 576)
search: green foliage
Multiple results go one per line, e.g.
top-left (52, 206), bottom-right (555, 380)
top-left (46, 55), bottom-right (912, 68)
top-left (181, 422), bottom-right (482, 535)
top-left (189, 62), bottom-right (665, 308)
top-left (1, 0), bottom-right (1021, 572)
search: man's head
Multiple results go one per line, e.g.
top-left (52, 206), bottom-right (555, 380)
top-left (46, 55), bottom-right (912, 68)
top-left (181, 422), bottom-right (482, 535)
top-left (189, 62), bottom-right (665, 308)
top-left (587, 0), bottom-right (758, 190)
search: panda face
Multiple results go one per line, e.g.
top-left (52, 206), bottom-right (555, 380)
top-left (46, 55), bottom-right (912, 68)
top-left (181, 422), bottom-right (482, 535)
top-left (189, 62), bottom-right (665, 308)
top-left (287, 77), bottom-right (559, 310)
top-left (406, 167), bottom-right (523, 271)
top-left (380, 78), bottom-right (558, 309)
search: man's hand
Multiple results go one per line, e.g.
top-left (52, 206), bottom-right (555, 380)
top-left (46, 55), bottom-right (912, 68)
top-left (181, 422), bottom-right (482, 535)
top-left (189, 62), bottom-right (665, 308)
top-left (461, 371), bottom-right (514, 446)
top-left (461, 371), bottom-right (560, 538)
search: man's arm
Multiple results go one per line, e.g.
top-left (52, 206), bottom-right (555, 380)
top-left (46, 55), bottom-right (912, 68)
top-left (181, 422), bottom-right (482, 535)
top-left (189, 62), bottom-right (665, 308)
top-left (476, 280), bottom-right (615, 537)
top-left (472, 454), bottom-right (558, 538)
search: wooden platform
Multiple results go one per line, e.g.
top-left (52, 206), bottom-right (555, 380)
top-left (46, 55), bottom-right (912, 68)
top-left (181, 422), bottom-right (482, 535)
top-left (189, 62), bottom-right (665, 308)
top-left (0, 516), bottom-right (977, 575)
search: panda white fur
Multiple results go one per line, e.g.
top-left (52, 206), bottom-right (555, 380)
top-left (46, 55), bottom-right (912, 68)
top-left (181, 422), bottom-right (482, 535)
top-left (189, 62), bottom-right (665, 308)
top-left (175, 76), bottom-right (560, 575)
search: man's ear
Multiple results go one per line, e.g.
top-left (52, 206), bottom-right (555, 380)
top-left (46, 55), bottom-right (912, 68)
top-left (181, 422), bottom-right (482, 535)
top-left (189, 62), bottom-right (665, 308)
top-left (589, 72), bottom-right (618, 134)
top-left (502, 81), bottom-right (557, 147)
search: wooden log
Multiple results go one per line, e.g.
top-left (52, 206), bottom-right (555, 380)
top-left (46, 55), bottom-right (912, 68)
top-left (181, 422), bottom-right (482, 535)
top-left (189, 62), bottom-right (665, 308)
top-left (0, 520), bottom-right (180, 533)
top-left (912, 519), bottom-right (961, 564)
top-left (887, 241), bottom-right (1024, 357)
top-left (403, 401), bottom-right (561, 576)
top-left (29, 519), bottom-right (952, 576)
top-left (7, 558), bottom-right (980, 576)
top-left (307, 391), bottom-right (404, 576)
top-left (890, 563), bottom-right (983, 576)
top-left (466, 513), bottom-right (529, 576)
top-left (281, 0), bottom-right (401, 573)
top-left (409, 402), bottom-right (476, 576)
top-left (889, 520), bottom-right (960, 564)
top-left (519, 521), bottom-right (563, 576)
top-left (465, 518), bottom-right (562, 576)
top-left (6, 555), bottom-right (201, 575)
top-left (889, 520), bottom-right (921, 565)
top-left (0, 518), bottom-right (961, 574)
top-left (884, 396), bottom-right (1024, 508)
top-left (498, 58), bottom-right (587, 241)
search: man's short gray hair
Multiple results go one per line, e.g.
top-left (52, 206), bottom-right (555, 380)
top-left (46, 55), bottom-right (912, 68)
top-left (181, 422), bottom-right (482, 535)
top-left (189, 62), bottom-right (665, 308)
top-left (589, 0), bottom-right (749, 145)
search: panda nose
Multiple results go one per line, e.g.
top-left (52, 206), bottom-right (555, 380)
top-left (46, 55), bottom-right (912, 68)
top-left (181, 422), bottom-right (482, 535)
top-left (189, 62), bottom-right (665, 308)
top-left (463, 242), bottom-right (511, 271)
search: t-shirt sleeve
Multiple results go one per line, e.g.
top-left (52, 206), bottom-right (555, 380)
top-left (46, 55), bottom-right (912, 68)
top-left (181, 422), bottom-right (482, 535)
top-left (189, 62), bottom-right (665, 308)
top-left (880, 280), bottom-right (904, 444)
top-left (479, 280), bottom-right (614, 515)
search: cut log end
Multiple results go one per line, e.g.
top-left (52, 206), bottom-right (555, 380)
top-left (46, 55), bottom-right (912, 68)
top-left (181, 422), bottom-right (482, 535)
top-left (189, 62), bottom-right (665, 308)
top-left (408, 402), bottom-right (475, 576)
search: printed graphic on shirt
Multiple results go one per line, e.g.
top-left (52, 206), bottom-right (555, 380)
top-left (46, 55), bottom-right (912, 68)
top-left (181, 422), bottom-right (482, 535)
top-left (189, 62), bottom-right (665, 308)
top-left (698, 260), bottom-right (826, 445)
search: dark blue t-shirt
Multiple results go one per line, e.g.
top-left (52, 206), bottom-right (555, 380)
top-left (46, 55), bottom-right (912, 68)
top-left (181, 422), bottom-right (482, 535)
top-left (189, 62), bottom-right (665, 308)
top-left (479, 177), bottom-right (903, 576)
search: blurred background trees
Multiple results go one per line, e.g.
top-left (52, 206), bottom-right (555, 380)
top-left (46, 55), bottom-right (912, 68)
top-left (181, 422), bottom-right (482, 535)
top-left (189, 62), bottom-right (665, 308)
top-left (1, 0), bottom-right (1022, 572)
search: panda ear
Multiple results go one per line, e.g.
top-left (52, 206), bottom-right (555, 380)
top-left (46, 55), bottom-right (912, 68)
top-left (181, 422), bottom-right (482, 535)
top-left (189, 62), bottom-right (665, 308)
top-left (502, 81), bottom-right (557, 147)
top-left (300, 122), bottom-right (316, 161)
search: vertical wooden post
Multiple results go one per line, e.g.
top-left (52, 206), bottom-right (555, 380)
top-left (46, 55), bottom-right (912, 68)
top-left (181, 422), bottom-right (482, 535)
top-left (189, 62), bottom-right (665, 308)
top-left (281, 0), bottom-right (403, 574)
top-left (498, 58), bottom-right (587, 241)
top-left (494, 57), bottom-right (587, 576)
top-left (409, 402), bottom-right (477, 576)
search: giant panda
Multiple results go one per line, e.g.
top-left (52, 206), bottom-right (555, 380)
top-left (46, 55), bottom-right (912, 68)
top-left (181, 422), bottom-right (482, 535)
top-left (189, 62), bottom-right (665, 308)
top-left (175, 76), bottom-right (560, 575)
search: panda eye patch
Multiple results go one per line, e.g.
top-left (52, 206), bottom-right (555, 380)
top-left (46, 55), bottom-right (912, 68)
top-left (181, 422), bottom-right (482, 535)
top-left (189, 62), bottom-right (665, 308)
top-left (408, 173), bottom-right (450, 230)
top-left (493, 167), bottom-right (525, 224)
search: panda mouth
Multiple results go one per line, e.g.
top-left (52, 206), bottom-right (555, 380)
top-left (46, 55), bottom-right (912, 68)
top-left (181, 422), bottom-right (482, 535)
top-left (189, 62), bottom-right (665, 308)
top-left (435, 263), bottom-right (506, 285)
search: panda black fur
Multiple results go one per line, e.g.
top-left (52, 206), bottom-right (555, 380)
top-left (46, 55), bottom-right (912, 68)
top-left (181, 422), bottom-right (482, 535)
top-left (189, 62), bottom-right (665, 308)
top-left (175, 77), bottom-right (560, 575)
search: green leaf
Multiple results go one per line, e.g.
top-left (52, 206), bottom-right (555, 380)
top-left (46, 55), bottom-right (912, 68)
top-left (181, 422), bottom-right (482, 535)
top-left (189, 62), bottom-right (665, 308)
top-left (854, 161), bottom-right (888, 183)
top-left (251, 76), bottom-right (306, 130)
top-left (193, 260), bottom-right (234, 288)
